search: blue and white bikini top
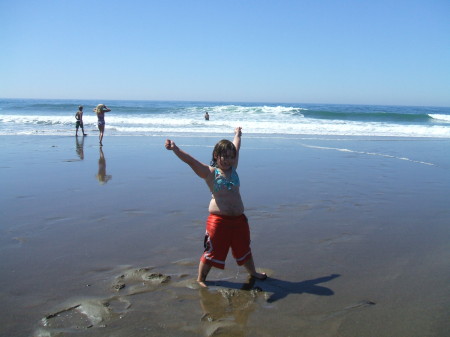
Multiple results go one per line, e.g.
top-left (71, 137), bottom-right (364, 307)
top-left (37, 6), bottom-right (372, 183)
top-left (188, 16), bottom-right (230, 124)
top-left (213, 167), bottom-right (240, 192)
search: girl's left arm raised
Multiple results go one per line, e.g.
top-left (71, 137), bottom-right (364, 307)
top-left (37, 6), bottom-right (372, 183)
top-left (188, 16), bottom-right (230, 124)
top-left (233, 127), bottom-right (242, 167)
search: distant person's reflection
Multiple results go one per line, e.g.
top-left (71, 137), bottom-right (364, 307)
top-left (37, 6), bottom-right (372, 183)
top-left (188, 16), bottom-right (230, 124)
top-left (96, 147), bottom-right (112, 184)
top-left (75, 136), bottom-right (85, 160)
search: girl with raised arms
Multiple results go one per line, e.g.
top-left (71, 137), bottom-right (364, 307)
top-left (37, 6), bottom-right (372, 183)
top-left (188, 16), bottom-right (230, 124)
top-left (165, 127), bottom-right (267, 287)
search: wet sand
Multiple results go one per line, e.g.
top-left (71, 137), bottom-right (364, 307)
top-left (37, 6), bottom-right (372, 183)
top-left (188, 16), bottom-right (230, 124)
top-left (0, 134), bottom-right (449, 336)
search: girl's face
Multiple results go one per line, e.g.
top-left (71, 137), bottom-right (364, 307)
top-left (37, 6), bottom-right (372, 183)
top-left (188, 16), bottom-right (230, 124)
top-left (215, 149), bottom-right (236, 170)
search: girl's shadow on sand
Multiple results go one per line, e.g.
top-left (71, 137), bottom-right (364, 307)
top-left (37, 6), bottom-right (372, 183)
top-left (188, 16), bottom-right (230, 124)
top-left (211, 274), bottom-right (340, 303)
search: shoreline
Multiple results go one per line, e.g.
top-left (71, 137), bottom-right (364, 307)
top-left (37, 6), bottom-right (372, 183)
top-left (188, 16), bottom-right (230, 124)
top-left (1, 135), bottom-right (449, 336)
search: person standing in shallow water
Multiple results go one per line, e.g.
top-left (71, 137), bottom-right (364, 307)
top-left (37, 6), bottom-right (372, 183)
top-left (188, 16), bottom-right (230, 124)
top-left (94, 104), bottom-right (111, 146)
top-left (75, 105), bottom-right (87, 136)
top-left (165, 127), bottom-right (267, 287)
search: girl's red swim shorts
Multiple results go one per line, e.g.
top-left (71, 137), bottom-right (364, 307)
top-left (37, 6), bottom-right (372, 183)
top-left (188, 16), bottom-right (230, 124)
top-left (201, 213), bottom-right (252, 269)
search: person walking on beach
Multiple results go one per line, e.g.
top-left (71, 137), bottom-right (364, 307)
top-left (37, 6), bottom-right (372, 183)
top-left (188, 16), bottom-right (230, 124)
top-left (94, 104), bottom-right (111, 146)
top-left (165, 127), bottom-right (267, 287)
top-left (75, 105), bottom-right (87, 136)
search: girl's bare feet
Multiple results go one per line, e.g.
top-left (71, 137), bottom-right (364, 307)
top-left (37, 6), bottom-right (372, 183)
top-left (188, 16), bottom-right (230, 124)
top-left (251, 272), bottom-right (267, 280)
top-left (243, 258), bottom-right (266, 280)
top-left (197, 261), bottom-right (212, 288)
top-left (197, 280), bottom-right (208, 288)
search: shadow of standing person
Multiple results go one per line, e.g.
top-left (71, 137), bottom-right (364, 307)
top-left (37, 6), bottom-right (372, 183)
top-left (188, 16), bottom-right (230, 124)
top-left (96, 147), bottom-right (112, 184)
top-left (212, 274), bottom-right (341, 303)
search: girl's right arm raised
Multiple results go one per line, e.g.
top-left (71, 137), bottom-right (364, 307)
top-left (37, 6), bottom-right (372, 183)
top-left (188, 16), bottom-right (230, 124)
top-left (165, 139), bottom-right (211, 179)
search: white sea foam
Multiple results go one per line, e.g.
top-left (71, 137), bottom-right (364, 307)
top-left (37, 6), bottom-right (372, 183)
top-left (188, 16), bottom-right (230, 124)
top-left (302, 144), bottom-right (435, 166)
top-left (1, 112), bottom-right (449, 138)
top-left (429, 114), bottom-right (450, 123)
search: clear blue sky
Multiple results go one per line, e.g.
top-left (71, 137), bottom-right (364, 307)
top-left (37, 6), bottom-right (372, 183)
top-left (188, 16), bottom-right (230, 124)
top-left (1, 0), bottom-right (449, 106)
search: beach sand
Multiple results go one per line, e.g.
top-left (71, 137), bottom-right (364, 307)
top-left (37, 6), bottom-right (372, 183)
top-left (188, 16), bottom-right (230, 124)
top-left (0, 134), bottom-right (449, 336)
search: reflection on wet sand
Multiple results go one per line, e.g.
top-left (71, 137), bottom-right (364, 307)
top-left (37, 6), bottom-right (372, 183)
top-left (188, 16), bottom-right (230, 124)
top-left (96, 147), bottom-right (112, 184)
top-left (200, 278), bottom-right (260, 337)
top-left (200, 274), bottom-right (340, 337)
top-left (75, 137), bottom-right (84, 160)
top-left (199, 274), bottom-right (340, 336)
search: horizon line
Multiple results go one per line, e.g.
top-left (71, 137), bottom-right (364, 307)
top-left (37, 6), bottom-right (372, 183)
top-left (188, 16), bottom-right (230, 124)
top-left (1, 97), bottom-right (449, 109)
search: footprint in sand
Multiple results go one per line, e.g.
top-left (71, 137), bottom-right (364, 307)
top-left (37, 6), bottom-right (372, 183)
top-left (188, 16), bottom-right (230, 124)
top-left (36, 297), bottom-right (131, 336)
top-left (111, 266), bottom-right (172, 295)
top-left (320, 299), bottom-right (376, 321)
top-left (35, 267), bottom-right (173, 336)
top-left (35, 265), bottom-right (270, 336)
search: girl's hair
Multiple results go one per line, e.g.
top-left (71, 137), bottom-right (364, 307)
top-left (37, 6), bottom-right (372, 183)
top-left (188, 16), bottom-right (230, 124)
top-left (210, 139), bottom-right (236, 167)
top-left (95, 104), bottom-right (105, 114)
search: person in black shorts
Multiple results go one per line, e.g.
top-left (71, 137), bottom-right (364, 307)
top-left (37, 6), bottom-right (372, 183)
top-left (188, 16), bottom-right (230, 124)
top-left (75, 105), bottom-right (87, 136)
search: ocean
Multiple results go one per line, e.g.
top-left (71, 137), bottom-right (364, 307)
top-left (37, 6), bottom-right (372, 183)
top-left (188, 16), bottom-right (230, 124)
top-left (0, 98), bottom-right (449, 138)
